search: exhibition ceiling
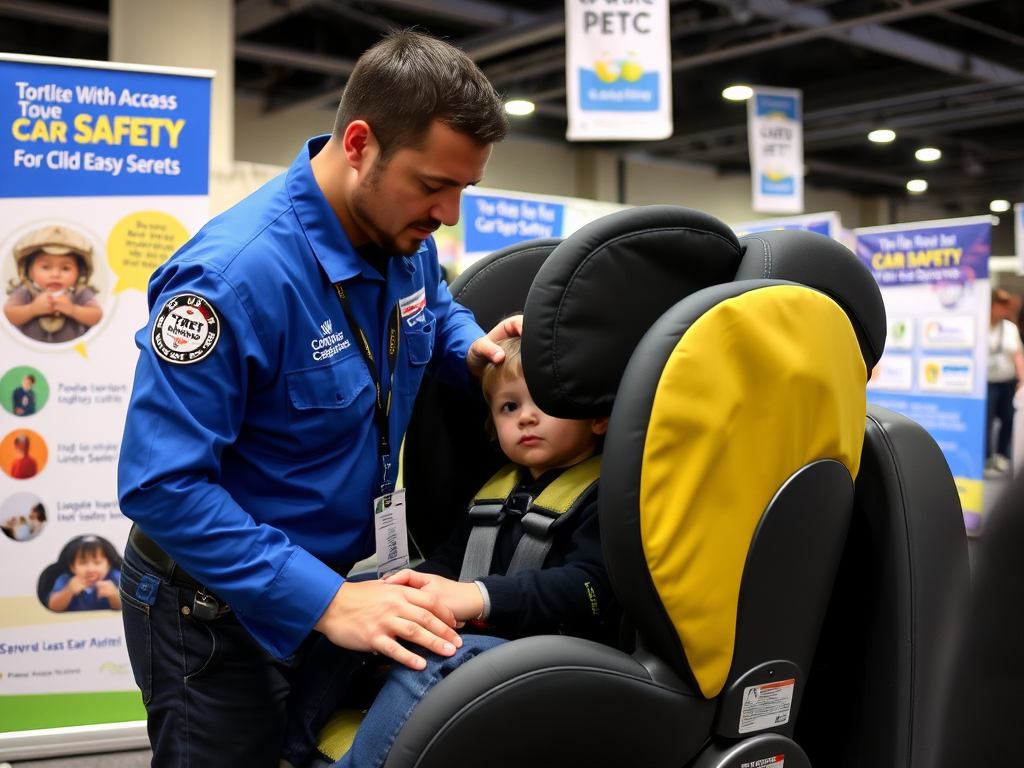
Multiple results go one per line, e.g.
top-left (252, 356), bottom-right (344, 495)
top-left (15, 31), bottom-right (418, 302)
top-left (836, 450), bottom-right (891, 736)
top-left (0, 0), bottom-right (1021, 215)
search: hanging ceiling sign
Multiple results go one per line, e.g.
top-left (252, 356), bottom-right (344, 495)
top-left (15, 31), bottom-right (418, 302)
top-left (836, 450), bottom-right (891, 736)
top-left (564, 0), bottom-right (673, 141)
top-left (748, 86), bottom-right (804, 214)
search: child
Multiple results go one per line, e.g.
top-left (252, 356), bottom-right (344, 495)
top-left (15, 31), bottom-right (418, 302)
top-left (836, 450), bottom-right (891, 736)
top-left (9, 433), bottom-right (38, 479)
top-left (47, 536), bottom-right (122, 612)
top-left (281, 337), bottom-right (613, 768)
top-left (12, 374), bottom-right (36, 416)
top-left (4, 225), bottom-right (103, 343)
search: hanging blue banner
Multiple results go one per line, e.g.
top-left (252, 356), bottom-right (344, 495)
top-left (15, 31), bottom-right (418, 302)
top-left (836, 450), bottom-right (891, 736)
top-left (855, 217), bottom-right (992, 531)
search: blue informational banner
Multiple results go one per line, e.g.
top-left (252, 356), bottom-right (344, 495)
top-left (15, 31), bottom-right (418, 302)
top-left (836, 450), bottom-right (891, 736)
top-left (463, 193), bottom-right (566, 254)
top-left (747, 87), bottom-right (803, 214)
top-left (0, 59), bottom-right (209, 198)
top-left (0, 53), bottom-right (211, 734)
top-left (855, 217), bottom-right (992, 531)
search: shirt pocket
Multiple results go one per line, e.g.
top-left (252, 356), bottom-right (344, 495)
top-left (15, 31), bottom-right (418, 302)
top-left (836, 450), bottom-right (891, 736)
top-left (398, 308), bottom-right (436, 396)
top-left (285, 354), bottom-right (373, 452)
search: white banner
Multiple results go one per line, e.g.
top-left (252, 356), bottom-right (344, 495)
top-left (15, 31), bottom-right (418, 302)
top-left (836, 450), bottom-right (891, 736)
top-left (564, 0), bottom-right (672, 141)
top-left (0, 53), bottom-right (210, 733)
top-left (748, 86), bottom-right (803, 214)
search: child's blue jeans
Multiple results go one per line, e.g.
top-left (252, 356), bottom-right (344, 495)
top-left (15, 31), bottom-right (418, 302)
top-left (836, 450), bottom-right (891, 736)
top-left (333, 634), bottom-right (508, 768)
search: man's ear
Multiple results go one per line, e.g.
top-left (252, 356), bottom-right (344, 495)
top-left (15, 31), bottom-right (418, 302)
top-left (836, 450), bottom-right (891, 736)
top-left (593, 417), bottom-right (610, 436)
top-left (342, 120), bottom-right (376, 171)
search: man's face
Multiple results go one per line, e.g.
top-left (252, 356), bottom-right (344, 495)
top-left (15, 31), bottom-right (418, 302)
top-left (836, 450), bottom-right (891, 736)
top-left (350, 121), bottom-right (491, 257)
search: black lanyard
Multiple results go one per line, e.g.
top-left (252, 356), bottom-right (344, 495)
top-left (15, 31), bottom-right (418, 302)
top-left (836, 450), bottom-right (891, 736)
top-left (333, 282), bottom-right (401, 488)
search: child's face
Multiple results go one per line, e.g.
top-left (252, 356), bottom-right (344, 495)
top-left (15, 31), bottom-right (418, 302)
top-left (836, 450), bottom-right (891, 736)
top-left (489, 374), bottom-right (608, 479)
top-left (71, 550), bottom-right (110, 584)
top-left (29, 253), bottom-right (79, 293)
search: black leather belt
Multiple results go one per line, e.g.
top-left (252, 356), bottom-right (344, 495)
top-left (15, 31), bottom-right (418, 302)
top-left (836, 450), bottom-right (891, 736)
top-left (128, 524), bottom-right (206, 592)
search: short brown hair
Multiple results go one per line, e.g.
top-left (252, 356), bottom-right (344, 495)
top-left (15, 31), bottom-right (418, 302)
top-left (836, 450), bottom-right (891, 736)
top-left (334, 29), bottom-right (508, 162)
top-left (480, 337), bottom-right (523, 404)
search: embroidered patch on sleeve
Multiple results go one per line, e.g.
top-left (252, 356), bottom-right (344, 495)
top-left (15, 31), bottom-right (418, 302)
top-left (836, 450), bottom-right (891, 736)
top-left (151, 293), bottom-right (221, 364)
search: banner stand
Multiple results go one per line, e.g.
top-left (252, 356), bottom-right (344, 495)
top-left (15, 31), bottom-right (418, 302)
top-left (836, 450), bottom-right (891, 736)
top-left (0, 721), bottom-right (147, 762)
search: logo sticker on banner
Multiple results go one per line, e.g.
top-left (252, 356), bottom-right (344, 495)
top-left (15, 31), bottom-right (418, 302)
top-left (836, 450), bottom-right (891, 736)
top-left (564, 0), bottom-right (673, 140)
top-left (0, 53), bottom-right (211, 735)
top-left (748, 87), bottom-right (803, 215)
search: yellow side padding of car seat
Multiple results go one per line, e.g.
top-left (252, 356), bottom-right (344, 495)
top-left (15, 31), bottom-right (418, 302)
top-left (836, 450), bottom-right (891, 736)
top-left (316, 708), bottom-right (366, 762)
top-left (640, 285), bottom-right (866, 699)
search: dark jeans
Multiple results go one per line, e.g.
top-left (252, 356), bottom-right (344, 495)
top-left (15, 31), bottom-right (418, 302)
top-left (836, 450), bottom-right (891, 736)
top-left (987, 379), bottom-right (1017, 458)
top-left (121, 542), bottom-right (298, 767)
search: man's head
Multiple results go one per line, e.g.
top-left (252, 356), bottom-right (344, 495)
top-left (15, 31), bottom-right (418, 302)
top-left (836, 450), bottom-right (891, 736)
top-left (482, 337), bottom-right (608, 479)
top-left (22, 374), bottom-right (35, 389)
top-left (13, 433), bottom-right (29, 456)
top-left (330, 30), bottom-right (508, 256)
top-left (334, 29), bottom-right (508, 165)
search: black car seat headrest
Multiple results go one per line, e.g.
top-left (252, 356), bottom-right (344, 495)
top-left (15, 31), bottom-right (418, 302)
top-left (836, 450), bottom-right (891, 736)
top-left (736, 229), bottom-right (886, 373)
top-left (522, 205), bottom-right (743, 419)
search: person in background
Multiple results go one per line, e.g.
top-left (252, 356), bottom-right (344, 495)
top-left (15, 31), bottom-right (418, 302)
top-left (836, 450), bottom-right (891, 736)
top-left (986, 288), bottom-right (1024, 476)
top-left (12, 374), bottom-right (36, 416)
top-left (117, 29), bottom-right (514, 768)
top-left (47, 536), bottom-right (122, 612)
top-left (9, 433), bottom-right (38, 479)
top-left (3, 225), bottom-right (102, 343)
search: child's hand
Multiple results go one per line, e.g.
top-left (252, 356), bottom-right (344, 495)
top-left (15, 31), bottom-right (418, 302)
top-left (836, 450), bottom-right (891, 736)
top-left (67, 575), bottom-right (90, 595)
top-left (50, 292), bottom-right (74, 315)
top-left (95, 580), bottom-right (118, 599)
top-left (384, 570), bottom-right (484, 623)
top-left (26, 291), bottom-right (54, 317)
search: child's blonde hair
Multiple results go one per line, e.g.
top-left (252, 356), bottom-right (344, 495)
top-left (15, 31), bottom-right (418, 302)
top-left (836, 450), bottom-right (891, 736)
top-left (480, 336), bottom-right (523, 404)
top-left (481, 336), bottom-right (523, 441)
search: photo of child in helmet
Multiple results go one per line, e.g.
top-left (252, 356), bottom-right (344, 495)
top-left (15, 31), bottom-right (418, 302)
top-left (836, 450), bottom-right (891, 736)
top-left (3, 224), bottom-right (103, 343)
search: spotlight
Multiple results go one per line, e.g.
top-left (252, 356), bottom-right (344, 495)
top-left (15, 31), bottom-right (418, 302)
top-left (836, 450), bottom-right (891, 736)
top-left (990, 200), bottom-right (1011, 213)
top-left (915, 147), bottom-right (941, 162)
top-left (504, 100), bottom-right (535, 116)
top-left (722, 85), bottom-right (753, 101)
top-left (869, 129), bottom-right (896, 143)
top-left (906, 179), bottom-right (928, 193)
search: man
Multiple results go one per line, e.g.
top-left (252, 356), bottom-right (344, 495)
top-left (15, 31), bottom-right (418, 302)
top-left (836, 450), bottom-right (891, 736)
top-left (117, 29), bottom-right (513, 766)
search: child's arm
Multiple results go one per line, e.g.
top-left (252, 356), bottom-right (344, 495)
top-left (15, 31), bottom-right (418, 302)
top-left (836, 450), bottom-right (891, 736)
top-left (474, 497), bottom-right (612, 638)
top-left (48, 575), bottom-right (87, 612)
top-left (4, 291), bottom-right (53, 327)
top-left (95, 579), bottom-right (122, 610)
top-left (51, 293), bottom-right (102, 328)
top-left (384, 570), bottom-right (483, 623)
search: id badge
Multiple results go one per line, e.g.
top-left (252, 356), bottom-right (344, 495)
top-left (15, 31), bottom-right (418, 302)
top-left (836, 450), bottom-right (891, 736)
top-left (374, 488), bottom-right (409, 577)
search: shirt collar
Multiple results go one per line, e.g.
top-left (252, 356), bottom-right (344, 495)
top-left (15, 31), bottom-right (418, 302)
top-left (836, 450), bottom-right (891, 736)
top-left (287, 135), bottom-right (425, 286)
top-left (286, 135), bottom-right (362, 284)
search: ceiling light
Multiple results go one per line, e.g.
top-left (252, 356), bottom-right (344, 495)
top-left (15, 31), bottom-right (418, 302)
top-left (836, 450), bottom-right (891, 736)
top-left (915, 147), bottom-right (941, 162)
top-left (504, 100), bottom-right (535, 116)
top-left (869, 129), bottom-right (896, 143)
top-left (907, 179), bottom-right (928, 193)
top-left (990, 199), bottom-right (1012, 213)
top-left (722, 85), bottom-right (753, 101)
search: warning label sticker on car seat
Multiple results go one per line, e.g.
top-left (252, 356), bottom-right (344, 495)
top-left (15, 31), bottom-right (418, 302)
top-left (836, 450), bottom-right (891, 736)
top-left (738, 678), bottom-right (795, 734)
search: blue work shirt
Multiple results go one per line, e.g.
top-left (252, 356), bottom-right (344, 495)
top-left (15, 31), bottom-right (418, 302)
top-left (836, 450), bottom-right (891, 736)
top-left (118, 136), bottom-right (484, 659)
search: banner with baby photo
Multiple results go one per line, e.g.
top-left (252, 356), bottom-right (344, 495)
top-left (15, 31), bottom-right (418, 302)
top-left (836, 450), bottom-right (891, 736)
top-left (0, 53), bottom-right (211, 736)
top-left (855, 216), bottom-right (992, 533)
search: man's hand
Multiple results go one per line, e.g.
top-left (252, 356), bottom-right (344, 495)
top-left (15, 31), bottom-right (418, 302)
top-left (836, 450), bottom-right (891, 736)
top-left (314, 579), bottom-right (462, 670)
top-left (466, 315), bottom-right (523, 377)
top-left (384, 570), bottom-right (484, 624)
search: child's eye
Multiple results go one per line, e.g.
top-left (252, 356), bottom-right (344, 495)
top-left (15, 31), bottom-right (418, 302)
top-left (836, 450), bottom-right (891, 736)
top-left (501, 402), bottom-right (519, 414)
